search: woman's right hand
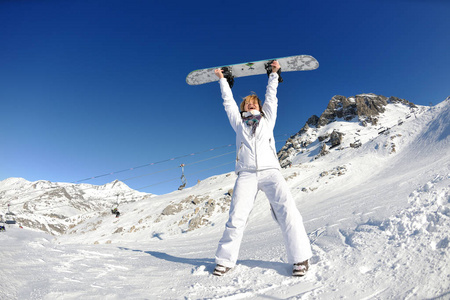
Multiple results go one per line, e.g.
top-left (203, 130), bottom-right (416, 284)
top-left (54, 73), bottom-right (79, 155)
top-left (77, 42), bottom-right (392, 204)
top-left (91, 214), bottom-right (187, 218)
top-left (214, 68), bottom-right (224, 79)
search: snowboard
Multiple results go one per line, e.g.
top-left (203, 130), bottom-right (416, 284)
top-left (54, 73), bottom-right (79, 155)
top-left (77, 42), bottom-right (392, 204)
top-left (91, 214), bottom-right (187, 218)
top-left (186, 54), bottom-right (319, 86)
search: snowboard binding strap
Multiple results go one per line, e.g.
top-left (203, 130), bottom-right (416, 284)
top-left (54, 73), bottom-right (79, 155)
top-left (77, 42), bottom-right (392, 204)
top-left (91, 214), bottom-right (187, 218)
top-left (265, 60), bottom-right (283, 83)
top-left (221, 67), bottom-right (235, 88)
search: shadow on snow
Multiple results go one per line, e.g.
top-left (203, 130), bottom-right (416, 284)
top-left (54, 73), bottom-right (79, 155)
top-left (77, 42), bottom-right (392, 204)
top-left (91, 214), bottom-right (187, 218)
top-left (118, 247), bottom-right (290, 275)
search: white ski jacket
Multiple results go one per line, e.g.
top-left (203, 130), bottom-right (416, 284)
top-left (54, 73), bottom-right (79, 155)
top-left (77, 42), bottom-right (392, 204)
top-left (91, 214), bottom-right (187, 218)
top-left (219, 73), bottom-right (281, 174)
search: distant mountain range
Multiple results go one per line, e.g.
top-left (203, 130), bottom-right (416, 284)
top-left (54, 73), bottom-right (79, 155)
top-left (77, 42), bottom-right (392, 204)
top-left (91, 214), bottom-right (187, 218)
top-left (0, 178), bottom-right (152, 235)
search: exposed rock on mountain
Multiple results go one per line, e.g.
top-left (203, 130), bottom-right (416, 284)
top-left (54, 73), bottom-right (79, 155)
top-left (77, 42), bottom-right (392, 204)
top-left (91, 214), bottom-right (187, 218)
top-left (278, 93), bottom-right (417, 167)
top-left (318, 94), bottom-right (415, 127)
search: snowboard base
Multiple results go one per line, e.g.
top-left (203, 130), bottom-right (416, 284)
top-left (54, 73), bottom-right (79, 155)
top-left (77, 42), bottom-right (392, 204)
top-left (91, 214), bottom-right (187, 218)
top-left (186, 55), bottom-right (319, 86)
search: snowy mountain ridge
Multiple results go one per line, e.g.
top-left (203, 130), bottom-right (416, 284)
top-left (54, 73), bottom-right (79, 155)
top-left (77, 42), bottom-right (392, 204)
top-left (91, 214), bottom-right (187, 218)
top-left (0, 178), bottom-right (152, 235)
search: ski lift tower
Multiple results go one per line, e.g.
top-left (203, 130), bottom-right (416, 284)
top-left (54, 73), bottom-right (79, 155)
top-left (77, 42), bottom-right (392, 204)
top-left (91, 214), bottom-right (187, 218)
top-left (178, 164), bottom-right (187, 190)
top-left (5, 203), bottom-right (16, 225)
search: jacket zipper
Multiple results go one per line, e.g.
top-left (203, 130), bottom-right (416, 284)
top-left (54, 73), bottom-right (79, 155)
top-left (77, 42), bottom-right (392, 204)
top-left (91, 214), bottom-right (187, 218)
top-left (269, 138), bottom-right (277, 158)
top-left (254, 136), bottom-right (258, 170)
top-left (236, 142), bottom-right (243, 162)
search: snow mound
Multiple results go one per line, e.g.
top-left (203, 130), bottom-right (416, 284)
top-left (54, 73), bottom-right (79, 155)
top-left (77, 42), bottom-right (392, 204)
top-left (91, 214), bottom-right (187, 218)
top-left (307, 174), bottom-right (450, 299)
top-left (383, 175), bottom-right (450, 241)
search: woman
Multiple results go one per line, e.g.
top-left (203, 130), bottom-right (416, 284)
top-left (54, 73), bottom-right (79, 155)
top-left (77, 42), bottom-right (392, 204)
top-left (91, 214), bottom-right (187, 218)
top-left (213, 61), bottom-right (312, 277)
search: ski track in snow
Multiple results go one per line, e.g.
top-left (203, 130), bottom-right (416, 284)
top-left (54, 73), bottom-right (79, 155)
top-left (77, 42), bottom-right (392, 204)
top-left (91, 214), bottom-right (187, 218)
top-left (1, 99), bottom-right (450, 299)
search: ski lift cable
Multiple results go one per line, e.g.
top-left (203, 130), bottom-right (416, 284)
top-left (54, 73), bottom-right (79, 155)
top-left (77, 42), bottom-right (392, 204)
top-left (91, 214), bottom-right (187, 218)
top-left (71, 134), bottom-right (289, 184)
top-left (3, 138), bottom-right (288, 207)
top-left (4, 151), bottom-right (236, 208)
top-left (137, 160), bottom-right (235, 190)
top-left (121, 165), bottom-right (181, 182)
top-left (103, 156), bottom-right (235, 194)
top-left (187, 161), bottom-right (235, 177)
top-left (120, 150), bottom-right (235, 183)
top-left (77, 139), bottom-right (282, 196)
top-left (2, 137), bottom-right (287, 213)
top-left (181, 150), bottom-right (235, 168)
top-left (71, 143), bottom-right (235, 184)
top-left (125, 141), bottom-right (281, 184)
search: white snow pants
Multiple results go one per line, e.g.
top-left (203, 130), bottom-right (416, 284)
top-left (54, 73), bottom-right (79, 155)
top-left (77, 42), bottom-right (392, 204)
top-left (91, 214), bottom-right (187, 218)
top-left (215, 169), bottom-right (312, 268)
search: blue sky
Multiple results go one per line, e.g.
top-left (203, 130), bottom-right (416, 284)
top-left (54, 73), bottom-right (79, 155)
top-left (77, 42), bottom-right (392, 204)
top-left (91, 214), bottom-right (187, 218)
top-left (1, 0), bottom-right (449, 195)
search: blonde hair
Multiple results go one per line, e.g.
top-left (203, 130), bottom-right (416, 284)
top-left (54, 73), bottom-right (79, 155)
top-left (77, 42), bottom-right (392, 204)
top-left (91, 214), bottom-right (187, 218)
top-left (240, 92), bottom-right (263, 112)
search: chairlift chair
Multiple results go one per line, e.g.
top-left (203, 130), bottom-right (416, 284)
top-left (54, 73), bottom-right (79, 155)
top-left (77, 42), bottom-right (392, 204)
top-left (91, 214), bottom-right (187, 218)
top-left (5, 213), bottom-right (16, 225)
top-left (111, 195), bottom-right (121, 217)
top-left (5, 204), bottom-right (16, 225)
top-left (111, 203), bottom-right (119, 212)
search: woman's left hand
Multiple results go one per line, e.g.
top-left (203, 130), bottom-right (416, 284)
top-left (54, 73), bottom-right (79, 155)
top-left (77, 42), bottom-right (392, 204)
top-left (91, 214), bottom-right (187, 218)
top-left (271, 60), bottom-right (281, 73)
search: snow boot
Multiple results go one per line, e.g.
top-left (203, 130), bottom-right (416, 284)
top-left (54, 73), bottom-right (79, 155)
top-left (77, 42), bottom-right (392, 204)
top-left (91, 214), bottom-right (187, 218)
top-left (293, 260), bottom-right (309, 277)
top-left (213, 264), bottom-right (232, 276)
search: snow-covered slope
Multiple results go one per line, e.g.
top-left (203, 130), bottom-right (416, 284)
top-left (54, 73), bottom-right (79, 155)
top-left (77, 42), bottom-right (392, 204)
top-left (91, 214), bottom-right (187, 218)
top-left (1, 96), bottom-right (449, 299)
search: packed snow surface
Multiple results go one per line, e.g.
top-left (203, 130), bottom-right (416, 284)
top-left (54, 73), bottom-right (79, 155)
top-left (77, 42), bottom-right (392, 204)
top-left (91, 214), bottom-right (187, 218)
top-left (1, 99), bottom-right (449, 299)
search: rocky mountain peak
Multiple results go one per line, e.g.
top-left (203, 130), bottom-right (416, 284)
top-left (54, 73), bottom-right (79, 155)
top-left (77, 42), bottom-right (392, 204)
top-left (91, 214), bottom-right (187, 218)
top-left (315, 93), bottom-right (416, 127)
top-left (277, 93), bottom-right (418, 167)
